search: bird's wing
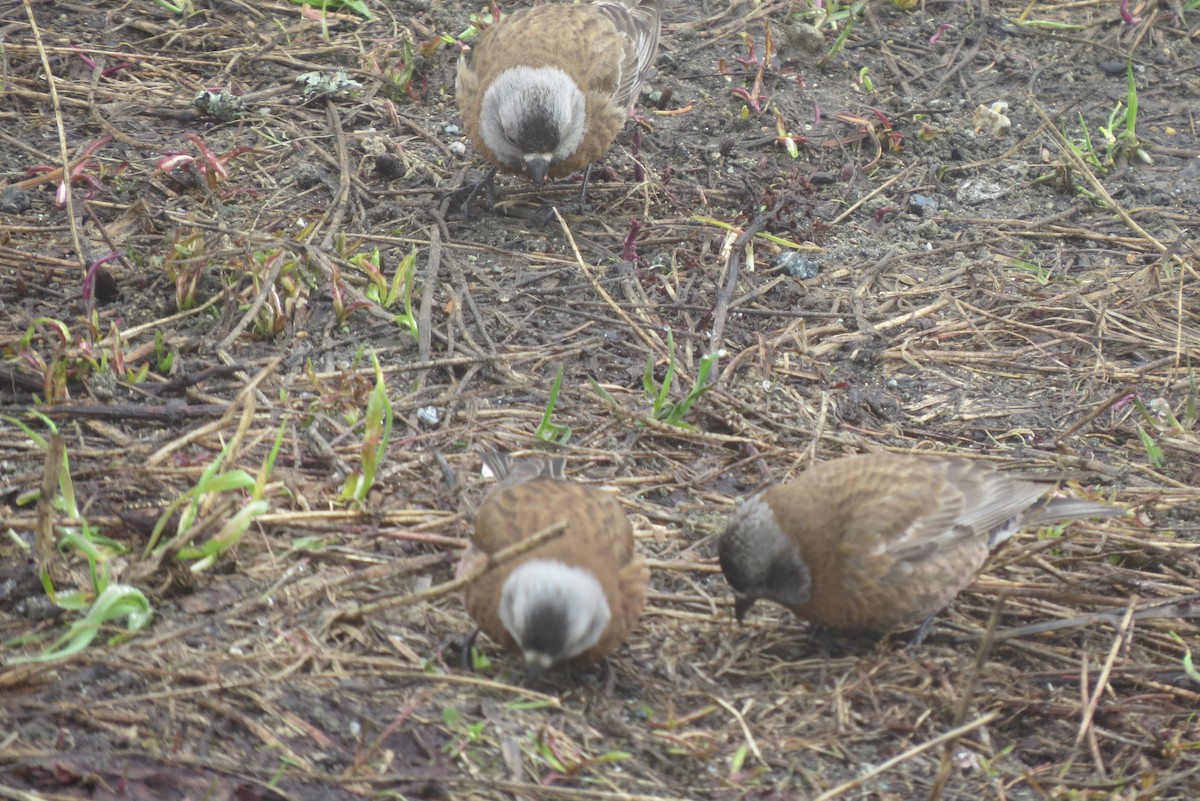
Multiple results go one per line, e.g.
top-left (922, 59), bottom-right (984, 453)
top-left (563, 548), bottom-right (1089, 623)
top-left (925, 458), bottom-right (1051, 545)
top-left (842, 478), bottom-right (973, 567)
top-left (593, 0), bottom-right (661, 110)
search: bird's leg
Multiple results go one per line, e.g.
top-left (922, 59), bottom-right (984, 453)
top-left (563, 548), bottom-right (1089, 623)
top-left (906, 614), bottom-right (939, 650)
top-left (460, 626), bottom-right (483, 670)
top-left (532, 169), bottom-right (592, 225)
top-left (537, 164), bottom-right (596, 223)
top-left (597, 655), bottom-right (616, 697)
top-left (577, 162), bottom-right (595, 209)
top-left (539, 165), bottom-right (597, 223)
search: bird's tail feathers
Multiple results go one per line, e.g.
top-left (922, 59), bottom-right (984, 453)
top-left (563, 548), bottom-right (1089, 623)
top-left (481, 450), bottom-right (566, 485)
top-left (1034, 497), bottom-right (1126, 526)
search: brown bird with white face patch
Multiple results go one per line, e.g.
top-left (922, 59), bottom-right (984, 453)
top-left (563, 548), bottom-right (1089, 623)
top-left (455, 0), bottom-right (662, 186)
top-left (718, 453), bottom-right (1124, 635)
top-left (458, 452), bottom-right (648, 683)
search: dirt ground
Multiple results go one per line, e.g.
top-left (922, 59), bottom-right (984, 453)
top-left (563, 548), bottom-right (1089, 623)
top-left (2, 0), bottom-right (1199, 799)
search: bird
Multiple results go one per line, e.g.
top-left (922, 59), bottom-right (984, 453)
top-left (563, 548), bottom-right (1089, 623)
top-left (455, 0), bottom-right (662, 187)
top-left (458, 451), bottom-right (649, 683)
top-left (718, 453), bottom-right (1125, 636)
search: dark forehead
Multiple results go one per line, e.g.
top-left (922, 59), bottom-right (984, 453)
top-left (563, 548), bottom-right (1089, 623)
top-left (522, 603), bottom-right (569, 655)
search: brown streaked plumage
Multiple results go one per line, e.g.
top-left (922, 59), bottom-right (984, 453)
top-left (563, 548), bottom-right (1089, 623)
top-left (455, 0), bottom-right (662, 186)
top-left (718, 453), bottom-right (1124, 635)
top-left (458, 452), bottom-right (648, 682)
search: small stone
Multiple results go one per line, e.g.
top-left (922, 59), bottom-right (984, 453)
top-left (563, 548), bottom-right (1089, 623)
top-left (777, 252), bottom-right (820, 279)
top-left (0, 186), bottom-right (31, 214)
top-left (374, 153), bottom-right (404, 179)
top-left (956, 179), bottom-right (1007, 206)
top-left (908, 194), bottom-right (939, 215)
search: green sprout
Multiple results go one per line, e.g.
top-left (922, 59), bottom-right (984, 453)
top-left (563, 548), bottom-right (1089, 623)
top-left (1130, 375), bottom-right (1198, 468)
top-left (534, 365), bottom-right (572, 444)
top-left (857, 66), bottom-right (874, 93)
top-left (382, 39), bottom-right (419, 100)
top-left (151, 0), bottom-right (195, 15)
top-left (1100, 63), bottom-right (1152, 166)
top-left (2, 413), bottom-right (154, 664)
top-left (642, 329), bottom-right (720, 429)
top-left (7, 413), bottom-right (106, 598)
top-left (819, 8), bottom-right (858, 65)
top-left (341, 351), bottom-right (393, 504)
top-left (1065, 63), bottom-right (1149, 175)
top-left (353, 245), bottom-right (420, 340)
top-left (470, 648), bottom-right (492, 673)
top-left (154, 328), bottom-right (176, 374)
top-left (4, 583), bottom-right (153, 665)
top-left (1169, 632), bottom-right (1200, 685)
top-left (143, 435), bottom-right (269, 572)
top-left (997, 254), bottom-right (1052, 285)
top-left (387, 246), bottom-right (420, 340)
top-left (533, 728), bottom-right (631, 783)
top-left (773, 108), bottom-right (803, 159)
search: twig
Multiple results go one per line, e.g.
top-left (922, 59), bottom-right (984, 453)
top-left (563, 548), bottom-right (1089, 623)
top-left (143, 357), bottom-right (282, 467)
top-left (828, 164), bottom-right (913, 227)
top-left (1074, 598), bottom-right (1138, 749)
top-left (552, 206), bottom-right (664, 355)
top-left (711, 694), bottom-right (764, 765)
top-left (217, 245), bottom-right (285, 351)
top-left (927, 595), bottom-right (1005, 801)
top-left (432, 777), bottom-right (695, 801)
top-left (418, 224), bottom-right (441, 366)
top-left (319, 99), bottom-right (353, 250)
top-left (811, 712), bottom-right (1000, 801)
top-left (954, 593), bottom-right (1200, 641)
top-left (22, 0), bottom-right (86, 282)
top-left (708, 199), bottom-right (783, 354)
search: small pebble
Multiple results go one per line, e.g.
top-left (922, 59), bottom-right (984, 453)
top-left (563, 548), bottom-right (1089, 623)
top-left (908, 194), bottom-right (939, 215)
top-left (956, 179), bottom-right (1007, 206)
top-left (0, 186), bottom-right (31, 214)
top-left (777, 252), bottom-right (820, 279)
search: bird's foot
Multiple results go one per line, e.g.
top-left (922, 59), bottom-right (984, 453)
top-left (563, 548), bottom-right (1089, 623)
top-left (458, 627), bottom-right (483, 671)
top-left (445, 167), bottom-right (498, 219)
top-left (569, 657), bottom-right (616, 701)
top-left (535, 196), bottom-right (592, 226)
top-left (904, 614), bottom-right (938, 651)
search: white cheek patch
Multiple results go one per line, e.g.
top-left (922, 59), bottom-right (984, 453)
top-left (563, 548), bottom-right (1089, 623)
top-left (479, 66), bottom-right (586, 166)
top-left (499, 560), bottom-right (611, 661)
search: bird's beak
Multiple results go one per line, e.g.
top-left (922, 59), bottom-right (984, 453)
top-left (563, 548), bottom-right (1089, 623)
top-left (733, 593), bottom-right (756, 623)
top-left (523, 153), bottom-right (552, 187)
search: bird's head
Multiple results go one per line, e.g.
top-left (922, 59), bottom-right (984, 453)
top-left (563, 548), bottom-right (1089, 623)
top-left (719, 491), bottom-right (812, 620)
top-left (499, 559), bottom-right (611, 683)
top-left (479, 66), bottom-right (586, 186)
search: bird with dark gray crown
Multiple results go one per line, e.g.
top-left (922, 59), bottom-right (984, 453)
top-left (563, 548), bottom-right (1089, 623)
top-left (455, 0), bottom-right (662, 187)
top-left (458, 452), bottom-right (648, 684)
top-left (718, 453), bottom-right (1125, 636)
